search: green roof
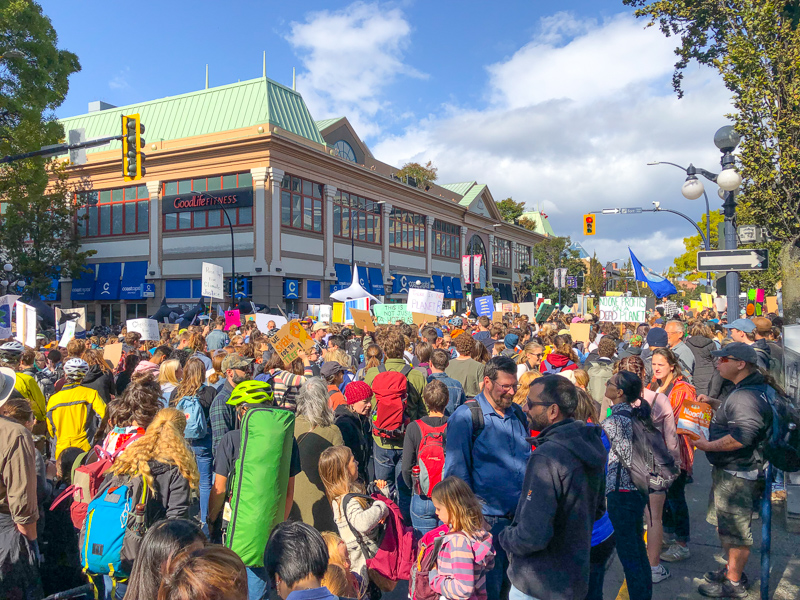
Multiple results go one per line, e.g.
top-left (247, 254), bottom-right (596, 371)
top-left (59, 77), bottom-right (324, 153)
top-left (457, 183), bottom-right (487, 207)
top-left (440, 181), bottom-right (476, 197)
top-left (520, 211), bottom-right (556, 237)
top-left (315, 117), bottom-right (345, 131)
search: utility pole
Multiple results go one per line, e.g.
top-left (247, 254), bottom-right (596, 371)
top-left (722, 190), bottom-right (740, 318)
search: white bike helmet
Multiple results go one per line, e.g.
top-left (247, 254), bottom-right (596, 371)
top-left (64, 358), bottom-right (89, 380)
top-left (0, 341), bottom-right (24, 354)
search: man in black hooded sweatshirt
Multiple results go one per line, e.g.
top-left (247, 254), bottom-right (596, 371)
top-left (499, 374), bottom-right (607, 600)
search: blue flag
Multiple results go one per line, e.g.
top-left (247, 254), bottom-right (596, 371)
top-left (628, 248), bottom-right (678, 298)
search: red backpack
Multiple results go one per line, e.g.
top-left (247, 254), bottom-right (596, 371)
top-left (343, 492), bottom-right (417, 583)
top-left (371, 366), bottom-right (412, 440)
top-left (416, 420), bottom-right (447, 496)
top-left (410, 524), bottom-right (449, 600)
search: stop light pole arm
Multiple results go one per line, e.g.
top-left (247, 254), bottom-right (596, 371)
top-left (0, 134), bottom-right (122, 164)
top-left (642, 207), bottom-right (710, 250)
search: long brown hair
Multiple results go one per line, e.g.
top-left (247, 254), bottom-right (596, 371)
top-left (364, 344), bottom-right (383, 371)
top-left (649, 347), bottom-right (681, 389)
top-left (319, 446), bottom-right (367, 511)
top-left (158, 546), bottom-right (247, 600)
top-left (172, 358), bottom-right (206, 405)
top-left (431, 476), bottom-right (485, 537)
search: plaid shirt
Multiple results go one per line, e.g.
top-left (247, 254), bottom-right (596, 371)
top-left (663, 300), bottom-right (678, 318)
top-left (210, 380), bottom-right (236, 454)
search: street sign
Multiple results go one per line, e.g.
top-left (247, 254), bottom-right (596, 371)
top-left (696, 249), bottom-right (769, 272)
top-left (737, 225), bottom-right (767, 244)
top-left (620, 207), bottom-right (642, 214)
top-left (68, 129), bottom-right (86, 165)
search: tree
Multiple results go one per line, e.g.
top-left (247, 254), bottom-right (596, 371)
top-left (522, 236), bottom-right (586, 306)
top-left (0, 1), bottom-right (89, 296)
top-left (668, 211), bottom-right (724, 280)
top-left (623, 0), bottom-right (800, 318)
top-left (396, 161), bottom-right (437, 190)
top-left (495, 197), bottom-right (526, 223)
top-left (585, 252), bottom-right (605, 298)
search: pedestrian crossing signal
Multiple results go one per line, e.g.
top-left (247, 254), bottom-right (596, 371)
top-left (583, 214), bottom-right (595, 236)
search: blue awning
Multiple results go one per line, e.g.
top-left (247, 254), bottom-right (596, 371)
top-left (120, 261), bottom-right (148, 300)
top-left (334, 263), bottom-right (352, 286)
top-left (284, 279), bottom-right (299, 299)
top-left (368, 268), bottom-right (385, 296)
top-left (391, 273), bottom-right (432, 294)
top-left (94, 262), bottom-right (122, 300)
top-left (191, 279), bottom-right (202, 299)
top-left (442, 277), bottom-right (454, 298)
top-left (307, 280), bottom-right (321, 300)
top-left (453, 278), bottom-right (463, 299)
top-left (431, 275), bottom-right (444, 293)
top-left (71, 266), bottom-right (96, 301)
top-left (40, 274), bottom-right (59, 302)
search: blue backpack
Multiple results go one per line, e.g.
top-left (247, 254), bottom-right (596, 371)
top-left (176, 394), bottom-right (207, 440)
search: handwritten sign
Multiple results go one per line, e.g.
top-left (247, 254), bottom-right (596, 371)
top-left (15, 301), bottom-right (36, 348)
top-left (474, 296), bottom-right (495, 317)
top-left (535, 302), bottom-right (554, 323)
top-left (407, 289), bottom-right (444, 316)
top-left (598, 296), bottom-right (647, 323)
top-left (59, 321), bottom-right (76, 347)
top-left (224, 310), bottom-right (241, 330)
top-left (201, 262), bottom-right (224, 299)
top-left (374, 304), bottom-right (413, 324)
top-left (349, 308), bottom-right (376, 332)
top-left (492, 311), bottom-right (504, 324)
top-left (126, 318), bottom-right (159, 341)
top-left (267, 320), bottom-right (315, 363)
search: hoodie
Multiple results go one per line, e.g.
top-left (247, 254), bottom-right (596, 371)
top-left (686, 335), bottom-right (716, 395)
top-left (499, 419), bottom-right (607, 600)
top-left (429, 528), bottom-right (495, 600)
top-left (334, 404), bottom-right (371, 482)
top-left (540, 353), bottom-right (578, 374)
top-left (81, 365), bottom-right (116, 404)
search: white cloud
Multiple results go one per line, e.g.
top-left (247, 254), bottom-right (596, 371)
top-left (108, 68), bottom-right (131, 90)
top-left (286, 2), bottom-right (424, 138)
top-left (372, 12), bottom-right (733, 272)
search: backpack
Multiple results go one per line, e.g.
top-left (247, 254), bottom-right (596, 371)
top-left (587, 361), bottom-right (614, 403)
top-left (176, 394), bottom-right (207, 440)
top-left (345, 339), bottom-right (363, 367)
top-left (542, 360), bottom-right (574, 375)
top-left (343, 492), bottom-right (416, 583)
top-left (750, 385), bottom-right (800, 473)
top-left (612, 407), bottom-right (679, 496)
top-left (371, 366), bottom-right (412, 440)
top-left (416, 420), bottom-right (447, 496)
top-left (409, 524), bottom-right (448, 600)
top-left (465, 399), bottom-right (528, 442)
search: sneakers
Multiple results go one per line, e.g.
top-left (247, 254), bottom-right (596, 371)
top-left (698, 578), bottom-right (748, 598)
top-left (704, 567), bottom-right (749, 589)
top-left (660, 543), bottom-right (691, 562)
top-left (651, 564), bottom-right (671, 583)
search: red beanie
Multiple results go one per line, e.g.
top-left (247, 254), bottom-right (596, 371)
top-left (344, 381), bottom-right (372, 405)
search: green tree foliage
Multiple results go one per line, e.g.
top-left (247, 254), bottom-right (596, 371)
top-left (522, 236), bottom-right (586, 306)
top-left (396, 161), bottom-right (438, 190)
top-left (495, 197), bottom-right (526, 223)
top-left (0, 1), bottom-right (92, 295)
top-left (585, 252), bottom-right (605, 298)
top-left (668, 211), bottom-right (724, 280)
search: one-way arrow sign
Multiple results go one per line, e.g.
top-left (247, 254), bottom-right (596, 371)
top-left (697, 249), bottom-right (769, 272)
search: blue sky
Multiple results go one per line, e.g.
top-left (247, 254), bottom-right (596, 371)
top-left (43, 0), bottom-right (733, 273)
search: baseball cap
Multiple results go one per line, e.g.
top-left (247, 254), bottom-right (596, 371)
top-left (312, 322), bottom-right (330, 332)
top-left (344, 381), bottom-right (373, 405)
top-left (646, 328), bottom-right (668, 348)
top-left (751, 317), bottom-right (772, 336)
top-left (710, 342), bottom-right (758, 365)
top-left (0, 367), bottom-right (16, 408)
top-left (724, 319), bottom-right (756, 334)
top-left (320, 361), bottom-right (345, 378)
top-left (221, 354), bottom-right (254, 372)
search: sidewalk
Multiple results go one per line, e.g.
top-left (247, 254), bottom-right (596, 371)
top-left (603, 453), bottom-right (800, 599)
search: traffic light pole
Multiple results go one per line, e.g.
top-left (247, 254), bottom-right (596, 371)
top-left (0, 134), bottom-right (122, 164)
top-left (722, 191), bottom-right (740, 319)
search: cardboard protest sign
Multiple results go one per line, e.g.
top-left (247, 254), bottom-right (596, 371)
top-left (224, 310), bottom-right (241, 330)
top-left (373, 304), bottom-right (413, 324)
top-left (766, 296), bottom-right (778, 314)
top-left (569, 323), bottom-right (591, 344)
top-left (517, 302), bottom-right (537, 319)
top-left (411, 312), bottom-right (439, 327)
top-left (407, 289), bottom-right (444, 316)
top-left (103, 343), bottom-right (123, 372)
top-left (201, 262), bottom-right (224, 299)
top-left (349, 308), bottom-right (375, 332)
top-left (126, 318), bottom-right (159, 341)
top-left (474, 296), bottom-right (495, 317)
top-left (15, 301), bottom-right (36, 348)
top-left (598, 297), bottom-right (646, 323)
top-left (492, 311), bottom-right (504, 324)
top-left (267, 320), bottom-right (315, 363)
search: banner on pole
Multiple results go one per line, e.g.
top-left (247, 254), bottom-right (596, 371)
top-left (461, 255), bottom-right (472, 284)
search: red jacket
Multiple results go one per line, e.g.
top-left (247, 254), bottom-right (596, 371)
top-left (540, 353), bottom-right (578, 374)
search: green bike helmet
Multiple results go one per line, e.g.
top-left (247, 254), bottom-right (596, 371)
top-left (226, 379), bottom-right (274, 406)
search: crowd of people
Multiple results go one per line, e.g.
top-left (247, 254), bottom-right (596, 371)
top-left (0, 299), bottom-right (787, 600)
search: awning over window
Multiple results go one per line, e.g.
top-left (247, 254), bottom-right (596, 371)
top-left (368, 268), bottom-right (385, 296)
top-left (334, 263), bottom-right (352, 286)
top-left (453, 279), bottom-right (463, 299)
top-left (71, 266), bottom-right (96, 301)
top-left (120, 261), bottom-right (149, 300)
top-left (94, 263), bottom-right (122, 300)
top-left (431, 275), bottom-right (444, 293)
top-left (442, 277), bottom-right (454, 298)
top-left (391, 274), bottom-right (431, 294)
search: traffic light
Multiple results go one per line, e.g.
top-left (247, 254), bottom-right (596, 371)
top-left (121, 114), bottom-right (146, 181)
top-left (583, 214), bottom-right (595, 236)
top-left (234, 276), bottom-right (246, 299)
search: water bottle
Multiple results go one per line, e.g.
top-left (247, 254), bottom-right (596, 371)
top-left (132, 503), bottom-right (146, 536)
top-left (411, 465), bottom-right (422, 496)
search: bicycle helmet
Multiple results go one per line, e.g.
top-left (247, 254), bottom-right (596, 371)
top-left (449, 317), bottom-right (463, 327)
top-left (226, 379), bottom-right (274, 406)
top-left (0, 341), bottom-right (24, 354)
top-left (63, 358), bottom-right (89, 380)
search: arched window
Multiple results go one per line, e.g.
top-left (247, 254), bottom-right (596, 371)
top-left (333, 140), bottom-right (356, 162)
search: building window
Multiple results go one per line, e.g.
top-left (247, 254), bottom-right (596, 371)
top-left (493, 238), bottom-right (511, 268)
top-left (515, 244), bottom-right (531, 269)
top-left (162, 173), bottom-right (253, 231)
top-left (280, 174), bottom-right (323, 233)
top-left (76, 185), bottom-right (150, 238)
top-left (432, 220), bottom-right (460, 259)
top-left (389, 207), bottom-right (425, 253)
top-left (333, 140), bottom-right (356, 162)
top-left (332, 190), bottom-right (381, 244)
top-left (126, 303), bottom-right (149, 319)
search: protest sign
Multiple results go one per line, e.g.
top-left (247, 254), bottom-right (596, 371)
top-left (126, 318), bottom-right (159, 341)
top-left (535, 302), bottom-right (555, 323)
top-left (332, 303), bottom-right (344, 324)
top-left (345, 298), bottom-right (369, 323)
top-left (517, 302), bottom-right (537, 319)
top-left (407, 289), bottom-right (444, 316)
top-left (492, 311), bottom-right (504, 324)
top-left (690, 300), bottom-right (703, 312)
top-left (0, 295), bottom-right (19, 339)
top-left (15, 301), bottom-right (36, 348)
top-left (103, 343), bottom-right (123, 371)
top-left (501, 303), bottom-right (520, 314)
top-left (254, 314), bottom-right (287, 332)
top-left (201, 262), bottom-right (224, 299)
top-left (267, 320), bottom-right (315, 363)
top-left (714, 297), bottom-right (727, 312)
top-left (373, 304), bottom-right (413, 324)
top-left (701, 293), bottom-right (714, 308)
top-left (349, 308), bottom-right (375, 332)
top-left (474, 296), bottom-right (495, 317)
top-left (569, 323), bottom-right (591, 344)
top-left (598, 296), bottom-right (646, 323)
top-left (59, 321), bottom-right (76, 347)
top-left (411, 312), bottom-right (438, 327)
top-left (605, 291), bottom-right (623, 297)
top-left (224, 310), bottom-right (241, 330)
top-left (318, 304), bottom-right (332, 323)
top-left (55, 306), bottom-right (86, 338)
top-left (766, 296), bottom-right (778, 314)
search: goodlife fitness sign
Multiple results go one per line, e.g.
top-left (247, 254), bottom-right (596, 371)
top-left (161, 187), bottom-right (254, 214)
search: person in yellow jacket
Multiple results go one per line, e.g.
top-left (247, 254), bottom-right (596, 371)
top-left (15, 349), bottom-right (47, 421)
top-left (46, 358), bottom-right (107, 458)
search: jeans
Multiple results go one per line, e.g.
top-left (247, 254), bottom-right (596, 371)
top-left (246, 566), bottom-right (270, 600)
top-left (586, 534), bottom-right (616, 600)
top-left (607, 492), bottom-right (651, 600)
top-left (485, 514), bottom-right (512, 600)
top-left (100, 575), bottom-right (127, 600)
top-left (190, 435), bottom-right (213, 532)
top-left (372, 442), bottom-right (411, 523)
top-left (510, 585), bottom-right (542, 600)
top-left (410, 494), bottom-right (438, 534)
top-left (663, 469), bottom-right (690, 543)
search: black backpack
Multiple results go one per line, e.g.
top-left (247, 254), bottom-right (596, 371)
top-left (758, 386), bottom-right (800, 472)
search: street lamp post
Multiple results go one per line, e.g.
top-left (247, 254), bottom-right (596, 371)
top-left (194, 192), bottom-right (236, 297)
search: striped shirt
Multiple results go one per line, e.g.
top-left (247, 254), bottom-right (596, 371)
top-left (429, 529), bottom-right (495, 600)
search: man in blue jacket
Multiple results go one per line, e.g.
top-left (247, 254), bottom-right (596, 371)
top-left (443, 355), bottom-right (531, 599)
top-left (499, 375), bottom-right (607, 600)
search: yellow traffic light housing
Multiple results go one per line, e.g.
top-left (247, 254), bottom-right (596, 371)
top-left (121, 114), bottom-right (146, 181)
top-left (583, 214), bottom-right (595, 236)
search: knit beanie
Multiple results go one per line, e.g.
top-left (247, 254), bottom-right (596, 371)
top-left (344, 380), bottom-right (372, 405)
